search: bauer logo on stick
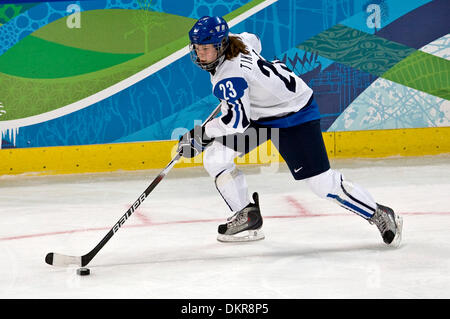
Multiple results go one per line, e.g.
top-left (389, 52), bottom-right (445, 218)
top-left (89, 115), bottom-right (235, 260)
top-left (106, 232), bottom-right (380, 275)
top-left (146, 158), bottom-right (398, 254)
top-left (113, 193), bottom-right (146, 233)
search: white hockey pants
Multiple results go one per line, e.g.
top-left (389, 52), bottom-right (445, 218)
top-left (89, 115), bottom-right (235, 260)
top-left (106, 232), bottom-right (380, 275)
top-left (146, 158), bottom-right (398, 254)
top-left (203, 140), bottom-right (376, 219)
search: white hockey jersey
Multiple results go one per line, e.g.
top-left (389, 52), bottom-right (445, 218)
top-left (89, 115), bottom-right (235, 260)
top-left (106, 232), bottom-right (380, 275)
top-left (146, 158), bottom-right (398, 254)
top-left (205, 32), bottom-right (314, 139)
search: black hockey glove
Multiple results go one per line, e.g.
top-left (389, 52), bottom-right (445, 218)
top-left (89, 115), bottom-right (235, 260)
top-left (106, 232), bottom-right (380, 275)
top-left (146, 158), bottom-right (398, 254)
top-left (178, 125), bottom-right (214, 158)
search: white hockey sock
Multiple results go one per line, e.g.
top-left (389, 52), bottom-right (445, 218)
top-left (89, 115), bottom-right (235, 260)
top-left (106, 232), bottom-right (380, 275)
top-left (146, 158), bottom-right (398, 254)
top-left (215, 167), bottom-right (250, 212)
top-left (305, 169), bottom-right (377, 219)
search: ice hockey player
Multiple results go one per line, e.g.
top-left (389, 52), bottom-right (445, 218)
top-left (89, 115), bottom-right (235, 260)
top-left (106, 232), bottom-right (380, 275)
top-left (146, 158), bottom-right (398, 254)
top-left (178, 16), bottom-right (403, 246)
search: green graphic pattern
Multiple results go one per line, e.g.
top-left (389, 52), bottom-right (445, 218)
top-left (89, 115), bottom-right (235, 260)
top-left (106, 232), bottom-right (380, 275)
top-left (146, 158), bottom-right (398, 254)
top-left (0, 36), bottom-right (142, 78)
top-left (0, 36), bottom-right (189, 121)
top-left (298, 24), bottom-right (416, 76)
top-left (31, 9), bottom-right (180, 54)
top-left (298, 24), bottom-right (449, 100)
top-left (0, 10), bottom-right (194, 121)
top-left (382, 50), bottom-right (450, 100)
top-left (0, 3), bottom-right (36, 24)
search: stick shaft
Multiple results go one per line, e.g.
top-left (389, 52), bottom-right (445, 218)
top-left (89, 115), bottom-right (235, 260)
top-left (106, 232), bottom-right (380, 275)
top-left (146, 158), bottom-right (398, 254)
top-left (82, 154), bottom-right (181, 266)
top-left (46, 104), bottom-right (221, 267)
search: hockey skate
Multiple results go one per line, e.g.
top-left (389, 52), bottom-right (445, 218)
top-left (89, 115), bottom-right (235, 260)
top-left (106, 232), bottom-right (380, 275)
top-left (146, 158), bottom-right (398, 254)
top-left (369, 203), bottom-right (403, 247)
top-left (217, 192), bottom-right (264, 242)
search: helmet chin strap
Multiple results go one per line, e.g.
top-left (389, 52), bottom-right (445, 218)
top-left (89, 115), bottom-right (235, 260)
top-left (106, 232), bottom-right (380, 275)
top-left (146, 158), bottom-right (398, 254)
top-left (199, 54), bottom-right (226, 71)
top-left (192, 40), bottom-right (229, 72)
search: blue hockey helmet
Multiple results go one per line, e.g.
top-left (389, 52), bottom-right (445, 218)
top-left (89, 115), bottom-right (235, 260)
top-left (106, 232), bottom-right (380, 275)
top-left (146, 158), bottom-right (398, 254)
top-left (188, 16), bottom-right (229, 71)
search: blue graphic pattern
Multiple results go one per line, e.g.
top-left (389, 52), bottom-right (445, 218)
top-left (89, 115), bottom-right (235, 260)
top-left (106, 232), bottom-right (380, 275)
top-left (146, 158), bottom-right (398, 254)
top-left (341, 0), bottom-right (431, 34)
top-left (2, 0), bottom-right (447, 149)
top-left (1, 0), bottom-right (370, 147)
top-left (10, 54), bottom-right (211, 147)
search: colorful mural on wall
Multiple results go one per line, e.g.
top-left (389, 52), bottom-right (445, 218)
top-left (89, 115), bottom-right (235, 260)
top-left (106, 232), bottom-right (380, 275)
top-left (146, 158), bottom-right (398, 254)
top-left (0, 0), bottom-right (449, 149)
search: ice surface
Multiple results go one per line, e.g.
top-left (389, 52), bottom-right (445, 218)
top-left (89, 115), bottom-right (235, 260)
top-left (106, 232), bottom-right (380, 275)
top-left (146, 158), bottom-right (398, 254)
top-left (0, 155), bottom-right (449, 298)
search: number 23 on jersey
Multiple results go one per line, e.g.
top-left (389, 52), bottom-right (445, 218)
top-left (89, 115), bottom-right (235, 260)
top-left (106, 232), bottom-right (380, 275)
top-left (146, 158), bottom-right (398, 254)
top-left (213, 77), bottom-right (248, 102)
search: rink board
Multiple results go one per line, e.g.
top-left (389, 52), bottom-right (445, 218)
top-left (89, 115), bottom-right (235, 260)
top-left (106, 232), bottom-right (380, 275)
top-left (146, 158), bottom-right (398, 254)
top-left (1, 127), bottom-right (449, 175)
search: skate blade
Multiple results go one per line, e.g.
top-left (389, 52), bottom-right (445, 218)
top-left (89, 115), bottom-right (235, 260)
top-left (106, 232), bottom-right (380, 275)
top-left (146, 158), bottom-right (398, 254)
top-left (217, 229), bottom-right (265, 243)
top-left (389, 215), bottom-right (403, 248)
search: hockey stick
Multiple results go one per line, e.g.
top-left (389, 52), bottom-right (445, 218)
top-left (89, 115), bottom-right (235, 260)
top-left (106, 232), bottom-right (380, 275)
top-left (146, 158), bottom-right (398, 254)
top-left (45, 104), bottom-right (221, 267)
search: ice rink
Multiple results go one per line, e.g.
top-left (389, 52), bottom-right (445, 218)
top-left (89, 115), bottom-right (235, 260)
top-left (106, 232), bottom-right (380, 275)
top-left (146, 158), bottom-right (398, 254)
top-left (1, 155), bottom-right (449, 299)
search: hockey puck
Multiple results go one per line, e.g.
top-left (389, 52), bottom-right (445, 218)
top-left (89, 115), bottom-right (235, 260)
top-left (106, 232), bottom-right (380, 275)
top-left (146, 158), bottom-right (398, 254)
top-left (76, 267), bottom-right (90, 276)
